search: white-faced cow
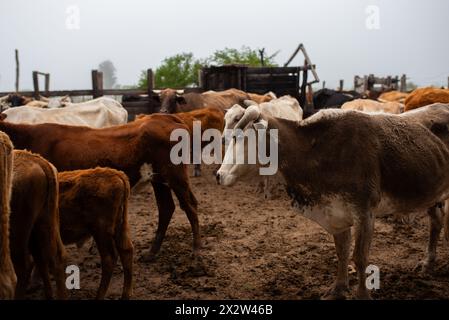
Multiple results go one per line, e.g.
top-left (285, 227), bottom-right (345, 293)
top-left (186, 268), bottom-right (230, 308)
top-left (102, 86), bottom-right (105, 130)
top-left (216, 103), bottom-right (449, 299)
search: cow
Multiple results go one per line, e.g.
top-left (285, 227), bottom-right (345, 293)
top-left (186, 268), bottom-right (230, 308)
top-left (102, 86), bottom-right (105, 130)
top-left (0, 131), bottom-right (16, 300)
top-left (58, 167), bottom-right (133, 300)
top-left (156, 88), bottom-right (249, 113)
top-left (216, 104), bottom-right (449, 299)
top-left (313, 89), bottom-right (361, 109)
top-left (247, 92), bottom-right (277, 104)
top-left (405, 87), bottom-right (449, 111)
top-left (222, 96), bottom-right (302, 199)
top-left (341, 99), bottom-right (404, 114)
top-left (10, 150), bottom-right (67, 299)
top-left (138, 107), bottom-right (225, 177)
top-left (0, 113), bottom-right (199, 262)
top-left (2, 97), bottom-right (128, 128)
top-left (378, 91), bottom-right (409, 104)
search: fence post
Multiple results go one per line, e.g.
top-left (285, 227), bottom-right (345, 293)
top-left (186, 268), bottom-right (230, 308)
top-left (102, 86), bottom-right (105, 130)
top-left (44, 73), bottom-right (50, 95)
top-left (339, 80), bottom-right (344, 92)
top-left (400, 74), bottom-right (407, 92)
top-left (32, 71), bottom-right (39, 99)
top-left (15, 49), bottom-right (19, 92)
top-left (146, 69), bottom-right (154, 95)
top-left (91, 70), bottom-right (103, 98)
top-left (322, 81), bottom-right (326, 89)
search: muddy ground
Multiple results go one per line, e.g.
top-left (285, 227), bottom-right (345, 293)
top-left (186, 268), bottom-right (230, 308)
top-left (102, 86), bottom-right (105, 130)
top-left (30, 165), bottom-right (449, 300)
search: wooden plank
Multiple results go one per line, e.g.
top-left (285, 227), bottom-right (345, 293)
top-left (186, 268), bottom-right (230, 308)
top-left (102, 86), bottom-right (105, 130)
top-left (15, 49), bottom-right (19, 92)
top-left (246, 67), bottom-right (301, 74)
top-left (32, 71), bottom-right (39, 99)
top-left (246, 74), bottom-right (298, 81)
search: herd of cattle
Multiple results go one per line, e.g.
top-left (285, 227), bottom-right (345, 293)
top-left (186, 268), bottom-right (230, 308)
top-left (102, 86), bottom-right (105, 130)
top-left (1, 85), bottom-right (449, 300)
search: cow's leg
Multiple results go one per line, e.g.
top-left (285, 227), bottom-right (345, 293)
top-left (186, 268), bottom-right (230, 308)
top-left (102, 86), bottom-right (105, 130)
top-left (352, 213), bottom-right (374, 300)
top-left (323, 229), bottom-right (351, 300)
top-left (193, 164), bottom-right (201, 177)
top-left (94, 233), bottom-right (117, 300)
top-left (170, 170), bottom-right (200, 257)
top-left (115, 229), bottom-right (134, 300)
top-left (415, 205), bottom-right (443, 274)
top-left (12, 246), bottom-right (33, 300)
top-left (140, 181), bottom-right (175, 262)
top-left (50, 242), bottom-right (67, 300)
top-left (31, 245), bottom-right (53, 299)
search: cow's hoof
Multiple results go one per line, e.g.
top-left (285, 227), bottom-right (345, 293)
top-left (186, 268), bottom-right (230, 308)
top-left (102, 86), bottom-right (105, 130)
top-left (321, 285), bottom-right (348, 300)
top-left (139, 251), bottom-right (158, 263)
top-left (355, 290), bottom-right (372, 300)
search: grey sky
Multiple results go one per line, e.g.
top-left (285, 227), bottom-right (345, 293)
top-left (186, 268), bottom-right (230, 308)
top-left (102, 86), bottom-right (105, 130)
top-left (1, 0), bottom-right (448, 91)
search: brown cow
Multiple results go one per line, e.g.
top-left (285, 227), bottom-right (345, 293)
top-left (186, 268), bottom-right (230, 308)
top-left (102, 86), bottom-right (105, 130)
top-left (156, 88), bottom-right (249, 113)
top-left (58, 167), bottom-right (133, 300)
top-left (138, 107), bottom-right (225, 177)
top-left (0, 113), bottom-right (199, 262)
top-left (0, 131), bottom-right (16, 299)
top-left (247, 92), bottom-right (276, 104)
top-left (10, 150), bottom-right (66, 299)
top-left (405, 87), bottom-right (449, 111)
top-left (378, 90), bottom-right (409, 104)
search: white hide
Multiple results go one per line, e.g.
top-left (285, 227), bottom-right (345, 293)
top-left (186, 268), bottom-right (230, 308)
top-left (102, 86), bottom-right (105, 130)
top-left (3, 97), bottom-right (128, 128)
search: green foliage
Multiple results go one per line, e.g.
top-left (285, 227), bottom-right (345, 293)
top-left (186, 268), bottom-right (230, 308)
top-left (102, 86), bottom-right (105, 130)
top-left (138, 47), bottom-right (279, 89)
top-left (207, 46), bottom-right (278, 67)
top-left (139, 53), bottom-right (202, 89)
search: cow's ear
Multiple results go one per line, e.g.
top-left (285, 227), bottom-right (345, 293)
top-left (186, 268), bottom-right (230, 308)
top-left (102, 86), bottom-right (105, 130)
top-left (253, 118), bottom-right (268, 130)
top-left (176, 96), bottom-right (187, 105)
top-left (0, 113), bottom-right (7, 121)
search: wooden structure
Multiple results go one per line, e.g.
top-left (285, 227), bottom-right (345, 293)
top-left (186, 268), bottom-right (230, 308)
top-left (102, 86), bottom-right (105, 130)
top-left (354, 74), bottom-right (407, 93)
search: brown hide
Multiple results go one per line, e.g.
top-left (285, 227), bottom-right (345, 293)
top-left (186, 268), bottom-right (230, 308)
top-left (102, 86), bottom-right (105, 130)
top-left (0, 131), bottom-right (15, 299)
top-left (10, 150), bottom-right (66, 299)
top-left (58, 167), bottom-right (133, 299)
top-left (0, 114), bottom-right (199, 260)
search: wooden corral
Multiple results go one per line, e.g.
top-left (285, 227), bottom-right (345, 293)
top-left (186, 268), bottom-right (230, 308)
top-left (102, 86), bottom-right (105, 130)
top-left (354, 74), bottom-right (407, 93)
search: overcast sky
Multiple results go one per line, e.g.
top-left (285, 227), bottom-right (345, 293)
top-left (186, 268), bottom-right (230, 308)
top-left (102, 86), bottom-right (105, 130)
top-left (1, 0), bottom-right (448, 91)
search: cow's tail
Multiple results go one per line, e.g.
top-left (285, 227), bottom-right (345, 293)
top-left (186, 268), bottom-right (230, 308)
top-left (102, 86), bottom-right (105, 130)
top-left (113, 170), bottom-right (133, 300)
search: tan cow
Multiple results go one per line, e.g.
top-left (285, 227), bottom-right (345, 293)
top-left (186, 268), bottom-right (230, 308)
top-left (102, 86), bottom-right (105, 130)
top-left (9, 150), bottom-right (67, 299)
top-left (0, 131), bottom-right (16, 299)
top-left (341, 99), bottom-right (404, 114)
top-left (58, 167), bottom-right (133, 300)
top-left (378, 91), bottom-right (409, 104)
top-left (405, 87), bottom-right (449, 111)
top-left (247, 92), bottom-right (277, 104)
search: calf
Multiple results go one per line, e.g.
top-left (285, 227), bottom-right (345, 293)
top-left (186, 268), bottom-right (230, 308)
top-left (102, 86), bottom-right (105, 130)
top-left (0, 113), bottom-right (199, 262)
top-left (58, 167), bottom-right (133, 300)
top-left (0, 131), bottom-right (16, 299)
top-left (10, 150), bottom-right (66, 299)
top-left (217, 104), bottom-right (449, 299)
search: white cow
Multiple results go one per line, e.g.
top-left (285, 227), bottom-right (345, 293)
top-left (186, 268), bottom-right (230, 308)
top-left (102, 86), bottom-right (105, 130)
top-left (222, 95), bottom-right (302, 198)
top-left (3, 97), bottom-right (128, 128)
top-left (341, 99), bottom-right (404, 114)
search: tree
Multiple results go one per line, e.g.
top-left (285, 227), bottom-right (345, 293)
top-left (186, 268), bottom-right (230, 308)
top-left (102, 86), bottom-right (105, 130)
top-left (98, 60), bottom-right (117, 89)
top-left (207, 46), bottom-right (278, 67)
top-left (139, 53), bottom-right (202, 89)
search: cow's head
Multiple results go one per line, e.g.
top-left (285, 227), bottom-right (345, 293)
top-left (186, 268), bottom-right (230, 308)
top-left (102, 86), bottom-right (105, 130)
top-left (158, 89), bottom-right (186, 113)
top-left (222, 104), bottom-right (246, 144)
top-left (8, 94), bottom-right (29, 107)
top-left (216, 105), bottom-right (269, 186)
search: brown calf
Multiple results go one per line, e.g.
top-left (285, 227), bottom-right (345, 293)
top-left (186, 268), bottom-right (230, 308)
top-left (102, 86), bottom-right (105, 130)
top-left (0, 113), bottom-right (198, 262)
top-left (0, 131), bottom-right (16, 299)
top-left (405, 87), bottom-right (449, 111)
top-left (58, 167), bottom-right (133, 300)
top-left (10, 150), bottom-right (66, 299)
